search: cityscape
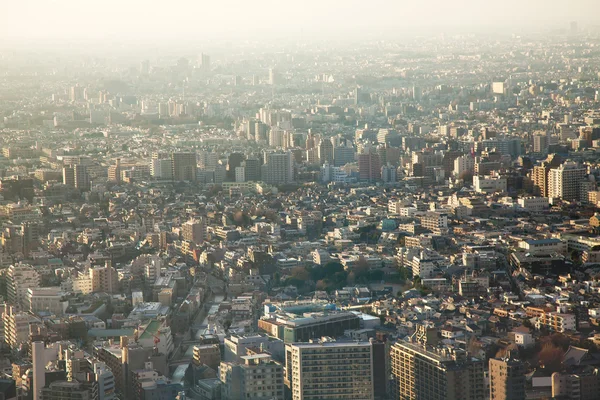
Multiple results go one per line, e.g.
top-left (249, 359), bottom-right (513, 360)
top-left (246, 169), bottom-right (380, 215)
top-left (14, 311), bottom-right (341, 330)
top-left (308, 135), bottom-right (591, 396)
top-left (2, 3), bottom-right (600, 400)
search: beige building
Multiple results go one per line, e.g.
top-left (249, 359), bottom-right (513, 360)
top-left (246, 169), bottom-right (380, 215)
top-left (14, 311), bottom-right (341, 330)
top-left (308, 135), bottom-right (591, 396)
top-left (3, 305), bottom-right (38, 349)
top-left (286, 341), bottom-right (374, 400)
top-left (7, 263), bottom-right (41, 309)
top-left (90, 262), bottom-right (119, 293)
top-left (489, 356), bottom-right (526, 400)
top-left (390, 340), bottom-right (484, 400)
top-left (27, 287), bottom-right (63, 315)
top-left (182, 218), bottom-right (205, 244)
top-left (220, 354), bottom-right (284, 400)
top-left (193, 344), bottom-right (221, 371)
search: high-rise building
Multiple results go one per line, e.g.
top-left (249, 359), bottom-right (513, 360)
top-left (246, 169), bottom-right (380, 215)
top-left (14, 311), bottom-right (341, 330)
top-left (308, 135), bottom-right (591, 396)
top-left (261, 152), bottom-right (294, 185)
top-left (548, 162), bottom-right (586, 201)
top-left (532, 154), bottom-right (563, 197)
top-left (171, 152), bottom-right (197, 181)
top-left (150, 159), bottom-right (174, 180)
top-left (286, 340), bottom-right (374, 400)
top-left (552, 368), bottom-right (600, 400)
top-left (220, 354), bottom-right (284, 400)
top-left (90, 262), bottom-right (119, 293)
top-left (317, 138), bottom-right (334, 165)
top-left (63, 166), bottom-right (75, 187)
top-left (72, 164), bottom-right (90, 191)
top-left (243, 158), bottom-right (260, 182)
top-left (3, 305), bottom-right (38, 349)
top-left (6, 263), bottom-right (41, 308)
top-left (381, 164), bottom-right (397, 183)
top-left (390, 339), bottom-right (485, 400)
top-left (200, 53), bottom-right (211, 72)
top-left (333, 146), bottom-right (355, 166)
top-left (489, 355), bottom-right (526, 400)
top-left (182, 219), bottom-right (205, 244)
top-left (107, 159), bottom-right (122, 183)
top-left (533, 132), bottom-right (549, 154)
top-left (358, 152), bottom-right (381, 182)
top-left (227, 153), bottom-right (244, 181)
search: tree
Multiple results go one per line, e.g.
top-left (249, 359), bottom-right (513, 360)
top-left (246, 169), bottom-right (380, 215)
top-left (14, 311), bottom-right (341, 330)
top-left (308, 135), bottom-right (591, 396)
top-left (538, 343), bottom-right (564, 373)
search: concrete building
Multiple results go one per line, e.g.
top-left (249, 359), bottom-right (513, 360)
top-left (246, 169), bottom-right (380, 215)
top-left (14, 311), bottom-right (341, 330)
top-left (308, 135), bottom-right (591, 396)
top-left (390, 340), bottom-right (484, 400)
top-left (489, 356), bottom-right (526, 400)
top-left (286, 340), bottom-right (374, 400)
top-left (27, 287), bottom-right (63, 315)
top-left (473, 175), bottom-right (507, 193)
top-left (193, 344), bottom-right (221, 371)
top-left (90, 262), bottom-right (119, 293)
top-left (358, 152), bottom-right (381, 182)
top-left (171, 152), bottom-right (197, 181)
top-left (548, 162), bottom-right (586, 201)
top-left (182, 218), bottom-right (205, 245)
top-left (220, 354), bottom-right (284, 400)
top-left (6, 263), bottom-right (41, 309)
top-left (261, 152), bottom-right (294, 185)
top-left (4, 305), bottom-right (38, 349)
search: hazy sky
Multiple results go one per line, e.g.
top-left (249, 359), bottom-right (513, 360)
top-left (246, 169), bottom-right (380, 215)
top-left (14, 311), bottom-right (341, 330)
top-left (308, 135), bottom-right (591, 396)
top-left (3, 0), bottom-right (600, 46)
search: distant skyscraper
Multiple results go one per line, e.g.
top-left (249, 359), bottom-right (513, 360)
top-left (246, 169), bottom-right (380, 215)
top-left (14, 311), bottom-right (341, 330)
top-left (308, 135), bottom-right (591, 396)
top-left (243, 158), bottom-right (260, 182)
top-left (358, 152), bottom-right (381, 182)
top-left (200, 53), bottom-right (211, 72)
top-left (261, 152), bottom-right (294, 185)
top-left (227, 153), bottom-right (245, 181)
top-left (171, 152), bottom-right (197, 181)
top-left (317, 138), bottom-right (334, 165)
top-left (268, 68), bottom-right (279, 85)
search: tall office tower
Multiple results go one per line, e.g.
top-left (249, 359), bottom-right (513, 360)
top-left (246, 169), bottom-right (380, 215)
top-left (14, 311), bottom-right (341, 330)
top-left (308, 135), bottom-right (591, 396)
top-left (73, 164), bottom-right (90, 191)
top-left (358, 152), bottom-right (381, 182)
top-left (63, 166), bottom-right (75, 187)
top-left (198, 151), bottom-right (219, 171)
top-left (286, 341), bottom-right (374, 400)
top-left (235, 167), bottom-right (245, 182)
top-left (333, 146), bottom-right (355, 166)
top-left (381, 164), bottom-right (397, 183)
top-left (306, 148), bottom-right (319, 165)
top-left (255, 122), bottom-right (269, 143)
top-left (227, 153), bottom-right (245, 181)
top-left (90, 262), bottom-right (119, 293)
top-left (317, 138), bottom-right (334, 165)
top-left (245, 119), bottom-right (256, 140)
top-left (305, 132), bottom-right (316, 150)
top-left (412, 85), bottom-right (422, 100)
top-left (182, 218), bottom-right (205, 244)
top-left (200, 53), bottom-right (211, 72)
top-left (69, 85), bottom-right (84, 102)
top-left (6, 263), bottom-right (40, 308)
top-left (269, 127), bottom-right (285, 148)
top-left (32, 341), bottom-right (45, 400)
top-left (150, 159), bottom-right (174, 179)
top-left (261, 152), bottom-right (294, 185)
top-left (533, 132), bottom-right (549, 154)
top-left (390, 340), bottom-right (485, 400)
top-left (171, 152), bottom-right (197, 181)
top-left (220, 354), bottom-right (284, 400)
top-left (548, 162), bottom-right (587, 201)
top-left (107, 159), bottom-right (122, 183)
top-left (532, 154), bottom-right (563, 197)
top-left (243, 158), bottom-right (260, 182)
top-left (268, 68), bottom-right (279, 85)
top-left (489, 355), bottom-right (526, 400)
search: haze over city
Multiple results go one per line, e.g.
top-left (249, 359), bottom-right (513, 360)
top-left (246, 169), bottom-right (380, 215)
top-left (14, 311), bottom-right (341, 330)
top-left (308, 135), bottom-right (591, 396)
top-left (3, 2), bottom-right (600, 400)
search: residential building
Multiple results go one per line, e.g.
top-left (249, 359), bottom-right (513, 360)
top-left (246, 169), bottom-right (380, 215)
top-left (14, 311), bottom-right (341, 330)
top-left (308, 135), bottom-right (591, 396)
top-left (220, 354), bottom-right (284, 400)
top-left (286, 340), bottom-right (374, 400)
top-left (489, 356), bottom-right (526, 400)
